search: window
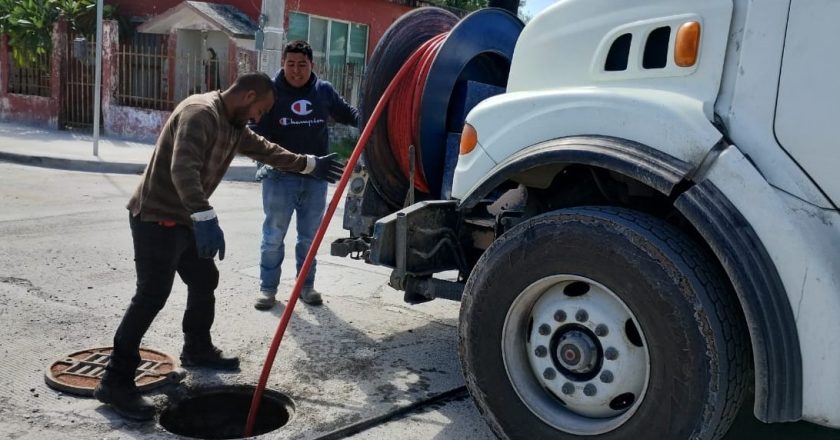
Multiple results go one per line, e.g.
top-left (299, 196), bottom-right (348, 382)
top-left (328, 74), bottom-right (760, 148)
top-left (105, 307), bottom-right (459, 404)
top-left (309, 17), bottom-right (328, 64)
top-left (287, 12), bottom-right (369, 67)
top-left (348, 23), bottom-right (367, 65)
top-left (329, 21), bottom-right (348, 67)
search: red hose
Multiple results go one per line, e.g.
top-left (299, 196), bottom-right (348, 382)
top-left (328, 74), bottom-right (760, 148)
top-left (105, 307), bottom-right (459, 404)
top-left (386, 33), bottom-right (447, 193)
top-left (244, 33), bottom-right (449, 437)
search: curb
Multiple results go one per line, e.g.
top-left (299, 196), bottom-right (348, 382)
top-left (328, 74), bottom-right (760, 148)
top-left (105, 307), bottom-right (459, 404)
top-left (0, 151), bottom-right (259, 182)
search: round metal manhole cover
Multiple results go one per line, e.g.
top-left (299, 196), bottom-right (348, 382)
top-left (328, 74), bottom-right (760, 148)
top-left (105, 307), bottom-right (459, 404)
top-left (45, 347), bottom-right (184, 397)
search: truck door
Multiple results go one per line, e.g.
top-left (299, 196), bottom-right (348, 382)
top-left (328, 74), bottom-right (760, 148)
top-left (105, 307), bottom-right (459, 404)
top-left (774, 0), bottom-right (840, 207)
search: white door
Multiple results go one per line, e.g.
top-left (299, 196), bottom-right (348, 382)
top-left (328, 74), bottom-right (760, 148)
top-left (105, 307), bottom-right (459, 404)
top-left (774, 0), bottom-right (840, 206)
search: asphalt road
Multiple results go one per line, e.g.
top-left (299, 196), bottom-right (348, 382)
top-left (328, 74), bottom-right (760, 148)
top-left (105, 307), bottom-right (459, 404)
top-left (0, 163), bottom-right (836, 439)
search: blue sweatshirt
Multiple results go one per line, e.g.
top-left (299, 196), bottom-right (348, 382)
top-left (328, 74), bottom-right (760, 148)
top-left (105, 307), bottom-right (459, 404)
top-left (250, 71), bottom-right (359, 157)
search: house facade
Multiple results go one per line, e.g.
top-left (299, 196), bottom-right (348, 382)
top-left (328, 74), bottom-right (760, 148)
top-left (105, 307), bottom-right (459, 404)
top-left (111, 0), bottom-right (414, 61)
top-left (109, 0), bottom-right (262, 21)
top-left (281, 0), bottom-right (416, 60)
top-left (0, 0), bottom-right (419, 140)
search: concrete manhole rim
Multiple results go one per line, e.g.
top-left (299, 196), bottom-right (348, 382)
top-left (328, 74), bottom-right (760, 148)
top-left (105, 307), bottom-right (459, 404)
top-left (160, 384), bottom-right (297, 439)
top-left (168, 384), bottom-right (296, 405)
top-left (44, 346), bottom-right (184, 397)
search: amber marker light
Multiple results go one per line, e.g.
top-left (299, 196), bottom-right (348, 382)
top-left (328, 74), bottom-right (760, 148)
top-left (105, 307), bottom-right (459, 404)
top-left (675, 21), bottom-right (701, 67)
top-left (460, 123), bottom-right (478, 155)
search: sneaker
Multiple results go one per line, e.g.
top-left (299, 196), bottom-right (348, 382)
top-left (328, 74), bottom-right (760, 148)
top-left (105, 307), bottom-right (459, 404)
top-left (94, 374), bottom-right (156, 421)
top-left (300, 286), bottom-right (323, 306)
top-left (254, 293), bottom-right (276, 310)
top-left (180, 345), bottom-right (240, 371)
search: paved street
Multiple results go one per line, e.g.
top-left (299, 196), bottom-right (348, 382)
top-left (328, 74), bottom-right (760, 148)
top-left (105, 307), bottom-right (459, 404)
top-left (0, 163), bottom-right (837, 439)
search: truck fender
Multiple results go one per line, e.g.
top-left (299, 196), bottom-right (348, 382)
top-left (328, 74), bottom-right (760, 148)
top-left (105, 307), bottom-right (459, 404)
top-left (452, 88), bottom-right (723, 201)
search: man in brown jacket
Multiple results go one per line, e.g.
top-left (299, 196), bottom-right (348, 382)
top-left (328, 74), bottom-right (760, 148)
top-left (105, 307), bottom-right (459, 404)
top-left (93, 72), bottom-right (343, 421)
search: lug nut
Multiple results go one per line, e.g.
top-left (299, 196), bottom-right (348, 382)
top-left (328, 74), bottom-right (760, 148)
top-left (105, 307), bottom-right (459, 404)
top-left (562, 382), bottom-right (575, 395)
top-left (600, 370), bottom-right (614, 383)
top-left (543, 368), bottom-right (557, 380)
top-left (534, 345), bottom-right (548, 358)
top-left (554, 310), bottom-right (567, 322)
top-left (605, 347), bottom-right (619, 360)
top-left (584, 384), bottom-right (597, 396)
top-left (575, 310), bottom-right (588, 322)
top-left (595, 324), bottom-right (609, 337)
top-left (538, 324), bottom-right (551, 336)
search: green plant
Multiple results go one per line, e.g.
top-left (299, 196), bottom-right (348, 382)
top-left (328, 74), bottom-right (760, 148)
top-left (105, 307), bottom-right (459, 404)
top-left (426, 0), bottom-right (484, 12)
top-left (330, 133), bottom-right (357, 160)
top-left (425, 0), bottom-right (525, 14)
top-left (73, 4), bottom-right (121, 36)
top-left (3, 0), bottom-right (57, 65)
top-left (1, 0), bottom-right (98, 66)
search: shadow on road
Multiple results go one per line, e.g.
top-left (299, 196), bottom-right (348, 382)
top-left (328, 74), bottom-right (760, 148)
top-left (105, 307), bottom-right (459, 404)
top-left (272, 298), bottom-right (461, 435)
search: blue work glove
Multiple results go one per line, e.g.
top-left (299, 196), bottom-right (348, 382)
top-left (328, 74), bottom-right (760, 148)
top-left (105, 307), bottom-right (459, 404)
top-left (190, 209), bottom-right (226, 260)
top-left (303, 153), bottom-right (345, 183)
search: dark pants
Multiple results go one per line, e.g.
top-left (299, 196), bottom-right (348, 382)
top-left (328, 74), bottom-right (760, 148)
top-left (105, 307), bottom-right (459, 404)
top-left (106, 214), bottom-right (219, 381)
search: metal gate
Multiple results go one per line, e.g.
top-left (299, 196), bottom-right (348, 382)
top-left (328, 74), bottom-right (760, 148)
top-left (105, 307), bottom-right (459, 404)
top-left (62, 34), bottom-right (97, 131)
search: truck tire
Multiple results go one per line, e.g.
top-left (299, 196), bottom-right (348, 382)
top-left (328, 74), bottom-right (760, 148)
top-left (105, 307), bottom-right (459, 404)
top-left (459, 207), bottom-right (749, 440)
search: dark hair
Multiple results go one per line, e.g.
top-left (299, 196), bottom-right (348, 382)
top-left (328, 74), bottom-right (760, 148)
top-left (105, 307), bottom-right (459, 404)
top-left (228, 72), bottom-right (275, 96)
top-left (283, 40), bottom-right (313, 62)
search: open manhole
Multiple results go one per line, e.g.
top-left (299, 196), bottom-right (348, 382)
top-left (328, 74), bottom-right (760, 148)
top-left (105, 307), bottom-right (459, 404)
top-left (45, 347), bottom-right (183, 396)
top-left (160, 385), bottom-right (295, 439)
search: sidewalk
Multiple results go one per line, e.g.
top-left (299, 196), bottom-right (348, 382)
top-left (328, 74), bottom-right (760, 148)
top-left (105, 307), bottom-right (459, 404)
top-left (0, 121), bottom-right (259, 181)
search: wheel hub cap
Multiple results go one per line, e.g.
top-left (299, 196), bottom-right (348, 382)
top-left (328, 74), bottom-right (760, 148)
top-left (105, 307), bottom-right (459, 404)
top-left (556, 330), bottom-right (597, 374)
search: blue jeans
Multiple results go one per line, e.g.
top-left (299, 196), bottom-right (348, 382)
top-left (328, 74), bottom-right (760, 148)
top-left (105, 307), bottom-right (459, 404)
top-left (259, 170), bottom-right (328, 295)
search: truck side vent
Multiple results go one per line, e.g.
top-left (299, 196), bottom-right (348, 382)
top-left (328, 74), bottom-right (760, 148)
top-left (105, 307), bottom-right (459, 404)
top-left (605, 33), bottom-right (632, 71)
top-left (643, 26), bottom-right (671, 69)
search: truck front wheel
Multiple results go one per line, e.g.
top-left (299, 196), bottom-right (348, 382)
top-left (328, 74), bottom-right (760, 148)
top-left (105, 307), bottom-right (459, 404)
top-left (459, 207), bottom-right (749, 440)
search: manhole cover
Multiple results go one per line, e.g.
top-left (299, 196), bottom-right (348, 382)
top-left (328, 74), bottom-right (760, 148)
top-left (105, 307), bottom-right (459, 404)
top-left (45, 347), bottom-right (184, 396)
top-left (160, 385), bottom-right (294, 439)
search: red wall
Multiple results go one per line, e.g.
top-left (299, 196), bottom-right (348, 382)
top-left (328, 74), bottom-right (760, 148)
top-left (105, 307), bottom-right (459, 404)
top-left (107, 0), bottom-right (261, 20)
top-left (285, 0), bottom-right (413, 57)
top-left (107, 0), bottom-right (413, 57)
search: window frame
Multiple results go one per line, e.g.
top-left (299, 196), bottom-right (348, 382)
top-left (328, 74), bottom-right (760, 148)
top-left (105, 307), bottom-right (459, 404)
top-left (287, 11), bottom-right (369, 67)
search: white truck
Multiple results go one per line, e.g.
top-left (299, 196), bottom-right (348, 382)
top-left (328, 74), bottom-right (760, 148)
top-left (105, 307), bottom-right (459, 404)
top-left (334, 0), bottom-right (840, 438)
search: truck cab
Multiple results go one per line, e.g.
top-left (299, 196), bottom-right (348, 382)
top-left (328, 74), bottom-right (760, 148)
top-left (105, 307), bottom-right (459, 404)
top-left (335, 1), bottom-right (840, 438)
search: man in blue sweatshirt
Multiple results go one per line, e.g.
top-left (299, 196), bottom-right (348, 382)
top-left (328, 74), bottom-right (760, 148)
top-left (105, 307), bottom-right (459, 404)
top-left (250, 40), bottom-right (360, 310)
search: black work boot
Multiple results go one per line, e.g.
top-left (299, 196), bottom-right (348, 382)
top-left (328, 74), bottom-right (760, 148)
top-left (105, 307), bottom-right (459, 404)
top-left (180, 335), bottom-right (240, 371)
top-left (300, 286), bottom-right (323, 306)
top-left (94, 372), bottom-right (156, 421)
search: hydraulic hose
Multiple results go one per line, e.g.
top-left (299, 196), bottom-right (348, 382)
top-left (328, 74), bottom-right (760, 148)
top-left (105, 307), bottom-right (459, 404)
top-left (360, 7), bottom-right (521, 206)
top-left (244, 33), bottom-right (450, 437)
top-left (386, 33), bottom-right (447, 193)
